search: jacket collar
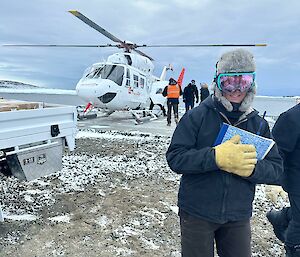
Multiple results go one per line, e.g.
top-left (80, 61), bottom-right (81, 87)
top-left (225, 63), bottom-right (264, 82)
top-left (202, 95), bottom-right (258, 122)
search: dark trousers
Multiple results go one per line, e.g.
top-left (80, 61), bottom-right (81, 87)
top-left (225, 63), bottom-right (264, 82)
top-left (269, 194), bottom-right (300, 247)
top-left (286, 194), bottom-right (300, 247)
top-left (167, 101), bottom-right (179, 124)
top-left (179, 210), bottom-right (251, 257)
top-left (185, 101), bottom-right (194, 112)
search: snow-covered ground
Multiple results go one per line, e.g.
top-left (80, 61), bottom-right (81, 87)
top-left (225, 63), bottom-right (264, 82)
top-left (0, 127), bottom-right (289, 257)
top-left (0, 91), bottom-right (297, 256)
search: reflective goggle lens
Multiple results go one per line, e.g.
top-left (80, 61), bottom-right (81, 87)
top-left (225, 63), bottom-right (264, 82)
top-left (217, 73), bottom-right (255, 93)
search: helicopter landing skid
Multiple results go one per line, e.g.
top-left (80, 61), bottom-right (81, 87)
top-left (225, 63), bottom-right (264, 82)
top-left (130, 109), bottom-right (160, 125)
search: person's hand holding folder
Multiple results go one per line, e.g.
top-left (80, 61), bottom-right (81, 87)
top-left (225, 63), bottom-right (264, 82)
top-left (214, 135), bottom-right (258, 177)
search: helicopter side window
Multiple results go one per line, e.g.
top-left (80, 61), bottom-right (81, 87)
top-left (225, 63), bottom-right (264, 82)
top-left (133, 75), bottom-right (139, 88)
top-left (126, 69), bottom-right (131, 87)
top-left (139, 77), bottom-right (145, 89)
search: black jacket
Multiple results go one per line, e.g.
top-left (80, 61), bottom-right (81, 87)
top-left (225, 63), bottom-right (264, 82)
top-left (200, 87), bottom-right (210, 102)
top-left (166, 96), bottom-right (283, 223)
top-left (183, 83), bottom-right (199, 103)
top-left (272, 103), bottom-right (300, 195)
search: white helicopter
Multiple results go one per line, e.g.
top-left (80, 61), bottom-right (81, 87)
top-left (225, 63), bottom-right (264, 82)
top-left (3, 10), bottom-right (266, 121)
top-left (66, 10), bottom-right (185, 120)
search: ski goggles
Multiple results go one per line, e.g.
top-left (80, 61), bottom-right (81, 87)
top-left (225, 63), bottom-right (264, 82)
top-left (216, 72), bottom-right (256, 93)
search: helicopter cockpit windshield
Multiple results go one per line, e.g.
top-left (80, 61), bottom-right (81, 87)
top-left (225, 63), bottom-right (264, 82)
top-left (85, 64), bottom-right (124, 86)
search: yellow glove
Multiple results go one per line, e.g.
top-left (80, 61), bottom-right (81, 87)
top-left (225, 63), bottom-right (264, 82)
top-left (265, 185), bottom-right (288, 203)
top-left (214, 135), bottom-right (257, 177)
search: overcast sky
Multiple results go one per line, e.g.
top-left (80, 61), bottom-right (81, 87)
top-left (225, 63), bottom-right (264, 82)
top-left (0, 0), bottom-right (299, 96)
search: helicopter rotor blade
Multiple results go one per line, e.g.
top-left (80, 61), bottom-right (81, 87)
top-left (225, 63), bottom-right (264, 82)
top-left (2, 43), bottom-right (267, 48)
top-left (3, 10), bottom-right (267, 61)
top-left (68, 11), bottom-right (127, 46)
top-left (133, 49), bottom-right (154, 61)
top-left (135, 43), bottom-right (267, 47)
top-left (2, 44), bottom-right (120, 48)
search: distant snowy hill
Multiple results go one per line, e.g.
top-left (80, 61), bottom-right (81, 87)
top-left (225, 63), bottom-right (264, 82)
top-left (0, 80), bottom-right (42, 89)
top-left (0, 80), bottom-right (84, 106)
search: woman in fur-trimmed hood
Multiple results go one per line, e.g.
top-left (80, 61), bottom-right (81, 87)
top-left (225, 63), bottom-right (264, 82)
top-left (166, 48), bottom-right (283, 257)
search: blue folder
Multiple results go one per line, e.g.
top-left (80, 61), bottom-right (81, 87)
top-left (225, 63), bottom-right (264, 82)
top-left (214, 123), bottom-right (275, 160)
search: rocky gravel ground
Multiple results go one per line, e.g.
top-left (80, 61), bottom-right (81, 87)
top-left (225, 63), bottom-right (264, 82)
top-left (0, 130), bottom-right (288, 257)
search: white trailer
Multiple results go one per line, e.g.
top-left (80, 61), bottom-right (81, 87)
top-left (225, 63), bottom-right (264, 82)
top-left (0, 99), bottom-right (77, 181)
top-left (0, 99), bottom-right (77, 222)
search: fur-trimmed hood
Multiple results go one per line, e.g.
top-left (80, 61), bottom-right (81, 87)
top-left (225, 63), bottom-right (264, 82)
top-left (213, 48), bottom-right (257, 113)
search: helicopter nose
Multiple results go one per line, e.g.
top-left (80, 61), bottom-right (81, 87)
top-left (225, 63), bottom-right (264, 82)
top-left (76, 79), bottom-right (117, 103)
top-left (76, 82), bottom-right (98, 100)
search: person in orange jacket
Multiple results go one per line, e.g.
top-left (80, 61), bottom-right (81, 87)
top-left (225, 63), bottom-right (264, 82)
top-left (162, 77), bottom-right (182, 126)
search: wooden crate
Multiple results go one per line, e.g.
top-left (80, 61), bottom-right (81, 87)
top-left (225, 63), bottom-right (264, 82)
top-left (0, 99), bottom-right (43, 112)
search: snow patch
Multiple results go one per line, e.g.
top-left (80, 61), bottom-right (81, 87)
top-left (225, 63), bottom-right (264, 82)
top-left (4, 214), bottom-right (38, 221)
top-left (48, 214), bottom-right (71, 223)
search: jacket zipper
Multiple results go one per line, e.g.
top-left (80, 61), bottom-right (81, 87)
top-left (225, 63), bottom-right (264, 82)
top-left (218, 111), bottom-right (248, 127)
top-left (215, 109), bottom-right (249, 218)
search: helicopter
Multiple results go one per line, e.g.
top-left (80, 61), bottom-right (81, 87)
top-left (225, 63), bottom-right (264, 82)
top-left (3, 10), bottom-right (266, 121)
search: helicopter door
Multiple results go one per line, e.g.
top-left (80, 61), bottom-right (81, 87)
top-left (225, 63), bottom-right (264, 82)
top-left (131, 74), bottom-right (141, 103)
top-left (123, 68), bottom-right (147, 108)
top-left (138, 76), bottom-right (149, 105)
top-left (124, 68), bottom-right (136, 107)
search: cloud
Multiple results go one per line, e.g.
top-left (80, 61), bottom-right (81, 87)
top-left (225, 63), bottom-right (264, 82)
top-left (133, 0), bottom-right (166, 13)
top-left (0, 0), bottom-right (300, 95)
top-left (256, 56), bottom-right (284, 65)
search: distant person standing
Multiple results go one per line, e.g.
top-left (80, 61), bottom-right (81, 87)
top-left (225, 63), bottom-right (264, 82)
top-left (200, 82), bottom-right (210, 102)
top-left (183, 80), bottom-right (199, 112)
top-left (162, 77), bottom-right (182, 126)
top-left (266, 103), bottom-right (300, 257)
